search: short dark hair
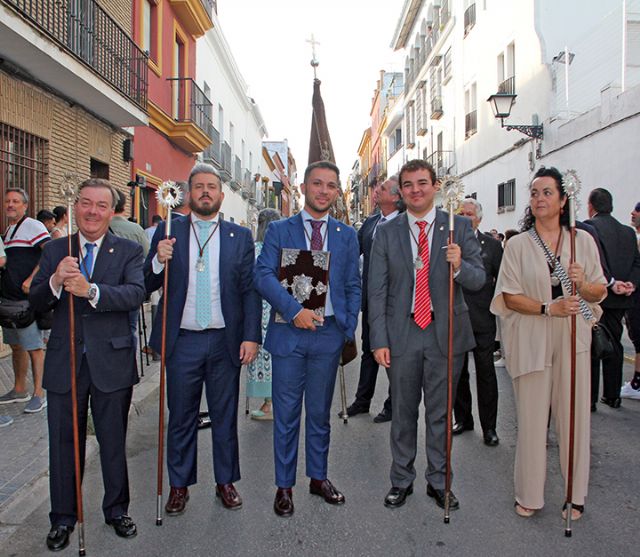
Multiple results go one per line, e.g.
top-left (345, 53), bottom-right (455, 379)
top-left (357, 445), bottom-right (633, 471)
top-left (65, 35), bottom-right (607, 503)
top-left (588, 187), bottom-right (613, 214)
top-left (303, 161), bottom-right (340, 185)
top-left (53, 205), bottom-right (67, 223)
top-left (257, 208), bottom-right (281, 242)
top-left (36, 209), bottom-right (55, 222)
top-left (399, 159), bottom-right (437, 186)
top-left (114, 189), bottom-right (127, 213)
top-left (151, 214), bottom-right (162, 225)
top-left (77, 178), bottom-right (118, 209)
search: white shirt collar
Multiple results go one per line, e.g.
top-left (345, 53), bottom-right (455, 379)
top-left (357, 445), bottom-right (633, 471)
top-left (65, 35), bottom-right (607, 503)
top-left (407, 205), bottom-right (437, 227)
top-left (301, 209), bottom-right (329, 224)
top-left (78, 231), bottom-right (105, 251)
top-left (379, 210), bottom-right (399, 222)
top-left (191, 213), bottom-right (219, 226)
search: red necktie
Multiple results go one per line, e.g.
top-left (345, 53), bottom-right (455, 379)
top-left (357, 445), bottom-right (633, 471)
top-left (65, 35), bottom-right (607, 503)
top-left (309, 220), bottom-right (323, 250)
top-left (414, 221), bottom-right (432, 329)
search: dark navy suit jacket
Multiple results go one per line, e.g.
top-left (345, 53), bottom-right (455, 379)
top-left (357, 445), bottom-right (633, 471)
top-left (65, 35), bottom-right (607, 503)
top-left (30, 233), bottom-right (145, 394)
top-left (254, 213), bottom-right (361, 357)
top-left (144, 216), bottom-right (261, 366)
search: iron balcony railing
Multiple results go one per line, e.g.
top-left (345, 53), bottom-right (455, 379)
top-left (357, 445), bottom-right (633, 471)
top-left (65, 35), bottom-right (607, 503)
top-left (431, 96), bottom-right (443, 119)
top-left (498, 76), bottom-right (516, 95)
top-left (220, 141), bottom-right (232, 180)
top-left (465, 110), bottom-right (478, 138)
top-left (426, 150), bottom-right (455, 177)
top-left (203, 121), bottom-right (220, 164)
top-left (230, 155), bottom-right (241, 190)
top-left (464, 3), bottom-right (476, 37)
top-left (3, 0), bottom-right (148, 110)
top-left (167, 77), bottom-right (212, 136)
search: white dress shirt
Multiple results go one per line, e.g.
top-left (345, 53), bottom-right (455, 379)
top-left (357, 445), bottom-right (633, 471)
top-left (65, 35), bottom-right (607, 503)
top-left (373, 209), bottom-right (399, 237)
top-left (153, 214), bottom-right (225, 330)
top-left (407, 207), bottom-right (437, 313)
top-left (49, 231), bottom-right (104, 307)
top-left (300, 209), bottom-right (333, 317)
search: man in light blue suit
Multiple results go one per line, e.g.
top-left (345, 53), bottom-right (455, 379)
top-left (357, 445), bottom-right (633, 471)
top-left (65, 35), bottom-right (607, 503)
top-left (145, 163), bottom-right (261, 516)
top-left (255, 161), bottom-right (361, 517)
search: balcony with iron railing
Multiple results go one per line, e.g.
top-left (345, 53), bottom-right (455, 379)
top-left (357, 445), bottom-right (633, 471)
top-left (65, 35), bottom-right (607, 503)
top-left (426, 150), bottom-right (455, 177)
top-left (203, 120), bottom-right (220, 165)
top-left (0, 0), bottom-right (148, 126)
top-left (465, 110), bottom-right (478, 138)
top-left (431, 96), bottom-right (443, 120)
top-left (464, 3), bottom-right (476, 37)
top-left (230, 155), bottom-right (241, 191)
top-left (164, 77), bottom-right (212, 153)
top-left (498, 76), bottom-right (516, 95)
top-left (220, 142), bottom-right (232, 181)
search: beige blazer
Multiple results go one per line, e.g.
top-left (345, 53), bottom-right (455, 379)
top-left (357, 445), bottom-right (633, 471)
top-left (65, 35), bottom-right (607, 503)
top-left (490, 228), bottom-right (606, 379)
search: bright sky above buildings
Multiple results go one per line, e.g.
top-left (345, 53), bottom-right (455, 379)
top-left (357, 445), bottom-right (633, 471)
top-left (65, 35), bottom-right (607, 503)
top-left (218, 0), bottom-right (405, 180)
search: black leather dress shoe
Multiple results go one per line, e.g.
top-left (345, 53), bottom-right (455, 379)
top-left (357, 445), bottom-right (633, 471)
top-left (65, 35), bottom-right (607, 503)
top-left (427, 484), bottom-right (459, 510)
top-left (46, 525), bottom-right (73, 552)
top-left (105, 515), bottom-right (137, 538)
top-left (309, 478), bottom-right (345, 504)
top-left (483, 429), bottom-right (499, 446)
top-left (274, 487), bottom-right (294, 517)
top-left (452, 422), bottom-right (474, 435)
top-left (340, 403), bottom-right (369, 418)
top-left (373, 408), bottom-right (392, 423)
top-left (384, 484), bottom-right (413, 508)
top-left (600, 396), bottom-right (622, 409)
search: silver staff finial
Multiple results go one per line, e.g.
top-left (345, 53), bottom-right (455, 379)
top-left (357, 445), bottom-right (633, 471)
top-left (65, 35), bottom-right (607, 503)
top-left (156, 181), bottom-right (183, 209)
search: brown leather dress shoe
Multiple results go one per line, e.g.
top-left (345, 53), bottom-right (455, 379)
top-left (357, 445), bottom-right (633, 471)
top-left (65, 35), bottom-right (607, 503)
top-left (309, 478), bottom-right (345, 505)
top-left (165, 487), bottom-right (189, 515)
top-left (274, 487), bottom-right (294, 517)
top-left (216, 483), bottom-right (242, 510)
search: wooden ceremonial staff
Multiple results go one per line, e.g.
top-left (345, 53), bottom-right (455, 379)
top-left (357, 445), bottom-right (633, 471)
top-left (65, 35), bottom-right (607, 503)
top-left (564, 173), bottom-right (580, 537)
top-left (62, 179), bottom-right (86, 556)
top-left (155, 183), bottom-right (182, 526)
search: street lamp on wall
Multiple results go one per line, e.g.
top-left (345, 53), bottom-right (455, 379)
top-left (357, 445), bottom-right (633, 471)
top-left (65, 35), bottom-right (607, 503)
top-left (487, 92), bottom-right (544, 139)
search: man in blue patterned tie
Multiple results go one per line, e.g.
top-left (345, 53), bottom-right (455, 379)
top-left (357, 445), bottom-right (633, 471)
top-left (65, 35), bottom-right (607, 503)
top-left (145, 163), bottom-right (261, 516)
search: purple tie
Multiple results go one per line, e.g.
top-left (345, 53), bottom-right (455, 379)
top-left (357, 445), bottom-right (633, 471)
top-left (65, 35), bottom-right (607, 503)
top-left (309, 220), bottom-right (324, 250)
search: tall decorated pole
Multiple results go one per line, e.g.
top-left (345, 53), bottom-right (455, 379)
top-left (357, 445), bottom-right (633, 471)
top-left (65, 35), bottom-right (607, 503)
top-left (440, 175), bottom-right (465, 524)
top-left (563, 169), bottom-right (581, 537)
top-left (60, 174), bottom-right (86, 556)
top-left (155, 182), bottom-right (183, 526)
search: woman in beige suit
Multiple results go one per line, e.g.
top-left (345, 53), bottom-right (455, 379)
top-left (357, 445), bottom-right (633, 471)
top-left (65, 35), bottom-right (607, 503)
top-left (491, 167), bottom-right (607, 520)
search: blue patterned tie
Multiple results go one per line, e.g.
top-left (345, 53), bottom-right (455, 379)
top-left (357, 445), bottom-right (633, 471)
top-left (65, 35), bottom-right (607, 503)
top-left (81, 243), bottom-right (95, 280)
top-left (195, 221), bottom-right (213, 329)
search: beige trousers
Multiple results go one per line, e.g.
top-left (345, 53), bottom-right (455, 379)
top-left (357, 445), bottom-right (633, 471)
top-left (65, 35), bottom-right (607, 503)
top-left (512, 317), bottom-right (591, 509)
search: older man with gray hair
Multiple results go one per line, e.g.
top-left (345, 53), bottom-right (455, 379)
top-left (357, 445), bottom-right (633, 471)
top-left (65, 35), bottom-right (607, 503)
top-left (453, 197), bottom-right (503, 446)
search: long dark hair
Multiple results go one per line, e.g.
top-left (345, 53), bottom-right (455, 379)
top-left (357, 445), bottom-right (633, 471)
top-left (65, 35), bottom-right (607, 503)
top-left (519, 166), bottom-right (570, 231)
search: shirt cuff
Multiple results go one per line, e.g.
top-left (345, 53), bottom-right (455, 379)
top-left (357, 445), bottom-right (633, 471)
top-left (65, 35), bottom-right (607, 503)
top-left (152, 254), bottom-right (165, 274)
top-left (89, 285), bottom-right (100, 308)
top-left (49, 276), bottom-right (62, 299)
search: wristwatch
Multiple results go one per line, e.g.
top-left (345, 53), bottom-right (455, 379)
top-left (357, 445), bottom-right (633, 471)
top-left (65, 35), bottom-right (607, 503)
top-left (87, 283), bottom-right (98, 301)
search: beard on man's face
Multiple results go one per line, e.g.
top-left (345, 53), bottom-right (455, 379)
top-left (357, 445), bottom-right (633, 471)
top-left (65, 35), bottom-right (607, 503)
top-left (189, 196), bottom-right (221, 216)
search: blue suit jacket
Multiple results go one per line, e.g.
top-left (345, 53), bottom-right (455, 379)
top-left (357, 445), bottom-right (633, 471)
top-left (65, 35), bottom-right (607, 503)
top-left (29, 233), bottom-right (145, 394)
top-left (254, 213), bottom-right (361, 357)
top-left (144, 216), bottom-right (262, 366)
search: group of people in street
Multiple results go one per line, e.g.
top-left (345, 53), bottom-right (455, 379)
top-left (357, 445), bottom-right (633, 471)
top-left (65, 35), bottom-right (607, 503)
top-left (0, 157), bottom-right (638, 551)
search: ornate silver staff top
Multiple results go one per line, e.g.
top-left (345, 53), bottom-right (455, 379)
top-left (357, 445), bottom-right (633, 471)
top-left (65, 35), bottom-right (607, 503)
top-left (440, 175), bottom-right (465, 230)
top-left (562, 169), bottom-right (581, 227)
top-left (156, 181), bottom-right (183, 236)
top-left (60, 173), bottom-right (80, 235)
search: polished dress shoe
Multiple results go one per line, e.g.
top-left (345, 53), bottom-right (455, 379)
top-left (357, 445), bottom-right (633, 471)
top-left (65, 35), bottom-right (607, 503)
top-left (483, 429), bottom-right (499, 446)
top-left (309, 478), bottom-right (345, 504)
top-left (600, 396), bottom-right (622, 409)
top-left (274, 487), bottom-right (294, 517)
top-left (165, 486), bottom-right (189, 515)
top-left (452, 422), bottom-right (474, 435)
top-left (340, 403), bottom-right (369, 418)
top-left (46, 525), bottom-right (73, 551)
top-left (373, 407), bottom-right (392, 423)
top-left (427, 484), bottom-right (459, 510)
top-left (105, 515), bottom-right (137, 538)
top-left (216, 483), bottom-right (242, 510)
top-left (384, 484), bottom-right (413, 508)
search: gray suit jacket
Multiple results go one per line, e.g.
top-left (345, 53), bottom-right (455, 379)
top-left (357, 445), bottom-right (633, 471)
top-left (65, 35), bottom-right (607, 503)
top-left (368, 209), bottom-right (485, 357)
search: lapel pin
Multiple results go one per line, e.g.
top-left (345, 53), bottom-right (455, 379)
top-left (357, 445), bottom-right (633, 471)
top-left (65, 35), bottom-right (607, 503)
top-left (439, 225), bottom-right (444, 231)
top-left (230, 232), bottom-right (234, 237)
top-left (108, 248), bottom-right (114, 253)
top-left (481, 240), bottom-right (485, 245)
top-left (336, 227), bottom-right (341, 232)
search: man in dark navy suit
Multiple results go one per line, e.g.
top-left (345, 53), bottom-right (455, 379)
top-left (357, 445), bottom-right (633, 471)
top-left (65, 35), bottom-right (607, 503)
top-left (344, 175), bottom-right (401, 423)
top-left (30, 179), bottom-right (145, 551)
top-left (145, 163), bottom-right (261, 516)
top-left (255, 161), bottom-right (361, 517)
top-left (452, 198), bottom-right (503, 446)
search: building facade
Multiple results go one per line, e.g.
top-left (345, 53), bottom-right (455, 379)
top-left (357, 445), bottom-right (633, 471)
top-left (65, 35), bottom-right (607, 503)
top-left (262, 140), bottom-right (298, 218)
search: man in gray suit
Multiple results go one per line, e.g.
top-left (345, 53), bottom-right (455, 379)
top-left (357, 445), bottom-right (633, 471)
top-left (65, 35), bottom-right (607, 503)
top-left (368, 159), bottom-right (484, 510)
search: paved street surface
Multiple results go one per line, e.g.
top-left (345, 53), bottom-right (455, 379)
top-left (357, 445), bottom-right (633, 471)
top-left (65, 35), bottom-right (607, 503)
top-left (0, 322), bottom-right (638, 556)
